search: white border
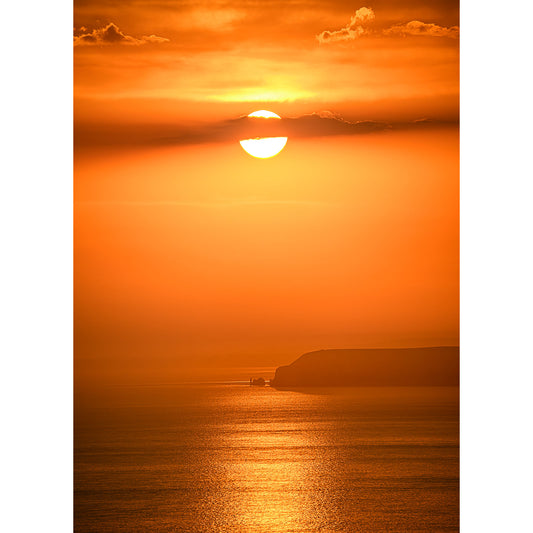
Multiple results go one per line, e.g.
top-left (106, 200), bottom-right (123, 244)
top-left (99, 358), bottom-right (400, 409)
top-left (2, 0), bottom-right (533, 531)
top-left (1, 1), bottom-right (73, 531)
top-left (461, 0), bottom-right (533, 531)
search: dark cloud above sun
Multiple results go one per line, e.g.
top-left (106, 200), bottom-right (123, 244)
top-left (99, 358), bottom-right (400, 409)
top-left (74, 110), bottom-right (458, 149)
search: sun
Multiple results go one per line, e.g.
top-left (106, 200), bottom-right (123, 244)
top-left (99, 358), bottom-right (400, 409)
top-left (239, 110), bottom-right (288, 159)
top-left (240, 137), bottom-right (288, 159)
top-left (247, 110), bottom-right (282, 119)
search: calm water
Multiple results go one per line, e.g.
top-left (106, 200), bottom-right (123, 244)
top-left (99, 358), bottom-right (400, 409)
top-left (75, 384), bottom-right (459, 532)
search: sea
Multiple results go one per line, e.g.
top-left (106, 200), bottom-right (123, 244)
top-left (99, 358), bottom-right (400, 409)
top-left (75, 384), bottom-right (459, 532)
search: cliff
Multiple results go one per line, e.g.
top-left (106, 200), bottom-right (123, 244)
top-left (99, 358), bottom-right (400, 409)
top-left (270, 347), bottom-right (459, 387)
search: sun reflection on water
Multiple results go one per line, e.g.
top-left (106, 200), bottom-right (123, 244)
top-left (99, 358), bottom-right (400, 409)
top-left (197, 388), bottom-right (344, 532)
top-left (75, 385), bottom-right (459, 532)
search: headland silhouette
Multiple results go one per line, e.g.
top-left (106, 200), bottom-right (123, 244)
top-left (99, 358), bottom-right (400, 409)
top-left (270, 347), bottom-right (459, 388)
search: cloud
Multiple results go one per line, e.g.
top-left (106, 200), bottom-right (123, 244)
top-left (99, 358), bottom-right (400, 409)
top-left (75, 111), bottom-right (457, 148)
top-left (151, 112), bottom-right (397, 149)
top-left (75, 111), bottom-right (391, 148)
top-left (141, 34), bottom-right (171, 44)
top-left (74, 23), bottom-right (169, 47)
top-left (317, 7), bottom-right (459, 44)
top-left (316, 7), bottom-right (375, 44)
top-left (153, 112), bottom-right (391, 146)
top-left (384, 21), bottom-right (459, 39)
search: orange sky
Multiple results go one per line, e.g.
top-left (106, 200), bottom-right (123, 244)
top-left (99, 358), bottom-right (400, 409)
top-left (74, 1), bottom-right (459, 128)
top-left (74, 1), bottom-right (459, 384)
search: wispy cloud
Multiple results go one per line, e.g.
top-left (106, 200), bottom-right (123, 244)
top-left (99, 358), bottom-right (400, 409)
top-left (316, 7), bottom-right (375, 44)
top-left (74, 23), bottom-right (169, 47)
top-left (317, 7), bottom-right (459, 44)
top-left (384, 21), bottom-right (459, 39)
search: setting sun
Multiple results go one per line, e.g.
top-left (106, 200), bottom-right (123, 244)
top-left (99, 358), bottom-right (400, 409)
top-left (247, 110), bottom-right (282, 119)
top-left (239, 110), bottom-right (288, 158)
top-left (239, 136), bottom-right (288, 158)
